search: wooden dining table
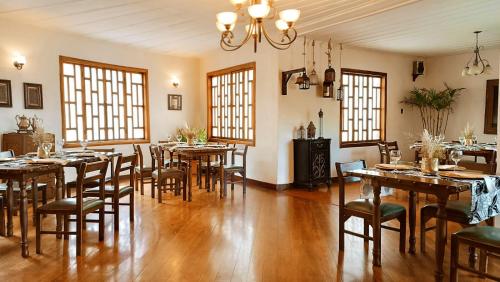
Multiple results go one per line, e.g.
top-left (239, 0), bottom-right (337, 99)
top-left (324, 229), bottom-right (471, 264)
top-left (346, 169), bottom-right (472, 282)
top-left (0, 151), bottom-right (120, 257)
top-left (161, 143), bottom-right (236, 201)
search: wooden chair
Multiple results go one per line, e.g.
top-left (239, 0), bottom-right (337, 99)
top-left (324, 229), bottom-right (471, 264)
top-left (83, 154), bottom-right (136, 230)
top-left (91, 148), bottom-right (116, 182)
top-left (133, 144), bottom-right (152, 195)
top-left (36, 160), bottom-right (108, 256)
top-left (151, 145), bottom-right (186, 202)
top-left (0, 150), bottom-right (48, 220)
top-left (451, 226), bottom-right (500, 281)
top-left (335, 160), bottom-right (407, 254)
top-left (377, 141), bottom-right (399, 164)
top-left (211, 144), bottom-right (248, 196)
top-left (0, 195), bottom-right (4, 236)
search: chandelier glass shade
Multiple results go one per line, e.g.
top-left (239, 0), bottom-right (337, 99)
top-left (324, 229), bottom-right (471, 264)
top-left (462, 31), bottom-right (492, 76)
top-left (216, 0), bottom-right (300, 52)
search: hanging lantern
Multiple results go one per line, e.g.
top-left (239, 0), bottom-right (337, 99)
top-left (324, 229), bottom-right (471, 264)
top-left (309, 40), bottom-right (319, 85)
top-left (322, 80), bottom-right (334, 98)
top-left (322, 38), bottom-right (335, 98)
top-left (299, 71), bottom-right (310, 90)
top-left (336, 43), bottom-right (344, 101)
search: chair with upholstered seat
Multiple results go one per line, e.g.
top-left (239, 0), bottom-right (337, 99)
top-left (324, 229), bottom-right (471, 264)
top-left (36, 160), bottom-right (108, 256)
top-left (377, 141), bottom-right (399, 164)
top-left (151, 145), bottom-right (186, 202)
top-left (133, 144), bottom-right (152, 195)
top-left (451, 226), bottom-right (500, 281)
top-left (211, 144), bottom-right (248, 196)
top-left (83, 154), bottom-right (136, 230)
top-left (335, 160), bottom-right (407, 254)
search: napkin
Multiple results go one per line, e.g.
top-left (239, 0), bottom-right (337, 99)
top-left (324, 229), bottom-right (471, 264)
top-left (26, 158), bottom-right (69, 165)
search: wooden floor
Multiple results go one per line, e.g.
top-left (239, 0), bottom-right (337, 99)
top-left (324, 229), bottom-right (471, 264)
top-left (0, 179), bottom-right (498, 282)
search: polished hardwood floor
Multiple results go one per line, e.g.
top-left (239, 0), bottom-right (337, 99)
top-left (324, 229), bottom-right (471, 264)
top-left (0, 179), bottom-right (498, 281)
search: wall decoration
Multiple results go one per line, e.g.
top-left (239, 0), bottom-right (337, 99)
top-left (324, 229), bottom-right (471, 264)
top-left (0, 79), bottom-right (12, 107)
top-left (23, 83), bottom-right (43, 109)
top-left (168, 94), bottom-right (182, 110)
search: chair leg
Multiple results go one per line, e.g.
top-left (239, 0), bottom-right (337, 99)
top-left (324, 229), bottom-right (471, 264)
top-left (0, 198), bottom-right (5, 236)
top-left (158, 183), bottom-right (162, 203)
top-left (76, 214), bottom-right (82, 256)
top-left (151, 178), bottom-right (156, 198)
top-left (479, 249), bottom-right (488, 275)
top-left (135, 173), bottom-right (139, 191)
top-left (420, 211), bottom-right (430, 253)
top-left (231, 174), bottom-right (234, 191)
top-left (130, 191), bottom-right (134, 223)
top-left (363, 219), bottom-right (369, 243)
top-left (99, 206), bottom-right (104, 241)
top-left (36, 212), bottom-right (41, 254)
top-left (114, 198), bottom-right (120, 231)
top-left (339, 216), bottom-right (345, 251)
top-left (468, 246), bottom-right (477, 268)
top-left (42, 188), bottom-right (47, 205)
top-left (243, 171), bottom-right (247, 195)
top-left (450, 235), bottom-right (459, 282)
top-left (399, 212), bottom-right (406, 253)
top-left (140, 175), bottom-right (144, 195)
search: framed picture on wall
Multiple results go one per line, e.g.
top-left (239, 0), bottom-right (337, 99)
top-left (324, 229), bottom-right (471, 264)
top-left (24, 83), bottom-right (43, 109)
top-left (168, 94), bottom-right (182, 111)
top-left (0, 79), bottom-right (12, 107)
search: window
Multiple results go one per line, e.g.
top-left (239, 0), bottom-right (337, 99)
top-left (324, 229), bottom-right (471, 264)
top-left (59, 56), bottom-right (149, 146)
top-left (340, 68), bottom-right (386, 148)
top-left (207, 62), bottom-right (256, 145)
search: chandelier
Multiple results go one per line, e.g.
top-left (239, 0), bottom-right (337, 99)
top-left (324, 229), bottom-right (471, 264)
top-left (216, 0), bottom-right (300, 52)
top-left (462, 31), bottom-right (492, 76)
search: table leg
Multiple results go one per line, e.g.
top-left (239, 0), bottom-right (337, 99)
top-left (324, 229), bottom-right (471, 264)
top-left (434, 195), bottom-right (448, 282)
top-left (372, 181), bottom-right (382, 267)
top-left (219, 153), bottom-right (225, 199)
top-left (18, 180), bottom-right (29, 257)
top-left (31, 177), bottom-right (38, 226)
top-left (206, 155), bottom-right (211, 192)
top-left (56, 168), bottom-right (64, 239)
top-left (408, 191), bottom-right (417, 254)
top-left (6, 179), bottom-right (13, 237)
top-left (187, 157), bottom-right (192, 202)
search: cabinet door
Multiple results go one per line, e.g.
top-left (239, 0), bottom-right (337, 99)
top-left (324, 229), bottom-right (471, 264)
top-left (311, 150), bottom-right (328, 180)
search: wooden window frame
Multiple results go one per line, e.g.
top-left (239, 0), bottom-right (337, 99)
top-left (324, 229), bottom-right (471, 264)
top-left (339, 68), bottom-right (387, 148)
top-left (206, 62), bottom-right (256, 146)
top-left (59, 56), bottom-right (150, 147)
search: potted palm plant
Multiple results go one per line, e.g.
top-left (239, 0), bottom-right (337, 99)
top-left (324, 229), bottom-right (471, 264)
top-left (401, 83), bottom-right (464, 136)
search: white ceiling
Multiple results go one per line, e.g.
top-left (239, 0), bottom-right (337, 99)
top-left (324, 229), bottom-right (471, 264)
top-left (0, 0), bottom-right (499, 57)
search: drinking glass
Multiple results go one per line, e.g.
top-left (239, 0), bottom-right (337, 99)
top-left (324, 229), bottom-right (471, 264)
top-left (472, 136), bottom-right (478, 145)
top-left (176, 134), bottom-right (182, 143)
top-left (56, 138), bottom-right (65, 154)
top-left (458, 136), bottom-right (465, 146)
top-left (389, 150), bottom-right (402, 171)
top-left (166, 135), bottom-right (172, 142)
top-left (449, 150), bottom-right (462, 171)
top-left (79, 139), bottom-right (88, 150)
top-left (42, 142), bottom-right (52, 157)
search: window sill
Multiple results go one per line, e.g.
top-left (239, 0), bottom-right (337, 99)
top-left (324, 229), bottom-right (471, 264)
top-left (63, 139), bottom-right (150, 148)
top-left (340, 141), bottom-right (383, 148)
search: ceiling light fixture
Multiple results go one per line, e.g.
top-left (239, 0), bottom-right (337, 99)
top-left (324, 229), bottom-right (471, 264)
top-left (13, 54), bottom-right (26, 70)
top-left (216, 0), bottom-right (300, 52)
top-left (462, 31), bottom-right (492, 76)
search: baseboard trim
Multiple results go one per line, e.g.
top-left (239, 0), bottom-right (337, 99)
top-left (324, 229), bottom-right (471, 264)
top-left (234, 176), bottom-right (338, 191)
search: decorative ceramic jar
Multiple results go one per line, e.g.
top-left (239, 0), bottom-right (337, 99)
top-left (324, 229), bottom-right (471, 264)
top-left (421, 157), bottom-right (439, 174)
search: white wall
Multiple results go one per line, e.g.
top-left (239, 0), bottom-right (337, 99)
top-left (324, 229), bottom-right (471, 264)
top-left (200, 44), bottom-right (281, 184)
top-left (0, 19), bottom-right (200, 165)
top-left (277, 42), bottom-right (421, 183)
top-left (422, 48), bottom-right (500, 143)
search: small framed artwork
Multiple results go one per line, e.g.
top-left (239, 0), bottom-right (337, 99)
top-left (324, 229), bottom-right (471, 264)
top-left (24, 83), bottom-right (43, 109)
top-left (168, 94), bottom-right (182, 110)
top-left (0, 79), bottom-right (12, 107)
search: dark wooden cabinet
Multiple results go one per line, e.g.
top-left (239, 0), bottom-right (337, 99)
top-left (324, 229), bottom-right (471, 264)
top-left (293, 138), bottom-right (331, 189)
top-left (2, 132), bottom-right (55, 156)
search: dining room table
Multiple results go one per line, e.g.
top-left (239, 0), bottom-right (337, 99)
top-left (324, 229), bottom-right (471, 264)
top-left (346, 165), bottom-right (500, 282)
top-left (0, 150), bottom-right (120, 257)
top-left (159, 142), bottom-right (236, 201)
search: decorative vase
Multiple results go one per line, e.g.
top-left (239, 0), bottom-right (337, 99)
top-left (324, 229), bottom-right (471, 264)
top-left (464, 139), bottom-right (473, 146)
top-left (421, 157), bottom-right (439, 174)
top-left (37, 146), bottom-right (49, 159)
top-left (186, 137), bottom-right (194, 146)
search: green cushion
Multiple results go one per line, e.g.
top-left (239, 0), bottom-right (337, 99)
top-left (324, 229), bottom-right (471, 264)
top-left (422, 200), bottom-right (470, 218)
top-left (345, 199), bottom-right (405, 217)
top-left (454, 226), bottom-right (500, 248)
top-left (38, 198), bottom-right (104, 213)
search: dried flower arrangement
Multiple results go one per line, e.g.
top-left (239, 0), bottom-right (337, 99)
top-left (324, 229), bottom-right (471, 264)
top-left (32, 126), bottom-right (50, 146)
top-left (421, 129), bottom-right (445, 159)
top-left (462, 122), bottom-right (474, 139)
top-left (176, 123), bottom-right (206, 144)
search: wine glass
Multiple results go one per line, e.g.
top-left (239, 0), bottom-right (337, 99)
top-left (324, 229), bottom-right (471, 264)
top-left (389, 150), bottom-right (402, 171)
top-left (41, 142), bottom-right (52, 158)
top-left (166, 135), bottom-right (172, 142)
top-left (472, 136), bottom-right (478, 145)
top-left (176, 134), bottom-right (182, 143)
top-left (56, 138), bottom-right (65, 154)
top-left (449, 150), bottom-right (462, 171)
top-left (79, 139), bottom-right (88, 150)
top-left (458, 136), bottom-right (465, 146)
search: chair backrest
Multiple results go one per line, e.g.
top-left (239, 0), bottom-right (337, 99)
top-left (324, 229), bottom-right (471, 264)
top-left (113, 154), bottom-right (137, 189)
top-left (231, 144), bottom-right (248, 168)
top-left (377, 141), bottom-right (399, 164)
top-left (75, 160), bottom-right (108, 211)
top-left (149, 144), bottom-right (158, 171)
top-left (335, 160), bottom-right (366, 207)
top-left (133, 144), bottom-right (145, 170)
top-left (0, 150), bottom-right (14, 158)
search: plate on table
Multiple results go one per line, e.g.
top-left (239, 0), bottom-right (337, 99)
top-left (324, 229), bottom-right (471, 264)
top-left (439, 171), bottom-right (486, 179)
top-left (0, 157), bottom-right (15, 162)
top-left (375, 163), bottom-right (415, 170)
top-left (438, 165), bottom-right (466, 171)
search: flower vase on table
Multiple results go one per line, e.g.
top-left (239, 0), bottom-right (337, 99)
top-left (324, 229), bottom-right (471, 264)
top-left (421, 157), bottom-right (439, 174)
top-left (420, 129), bottom-right (445, 175)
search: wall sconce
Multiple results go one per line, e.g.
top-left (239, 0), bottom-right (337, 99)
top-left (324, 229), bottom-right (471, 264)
top-left (172, 77), bottom-right (180, 88)
top-left (13, 54), bottom-right (26, 70)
